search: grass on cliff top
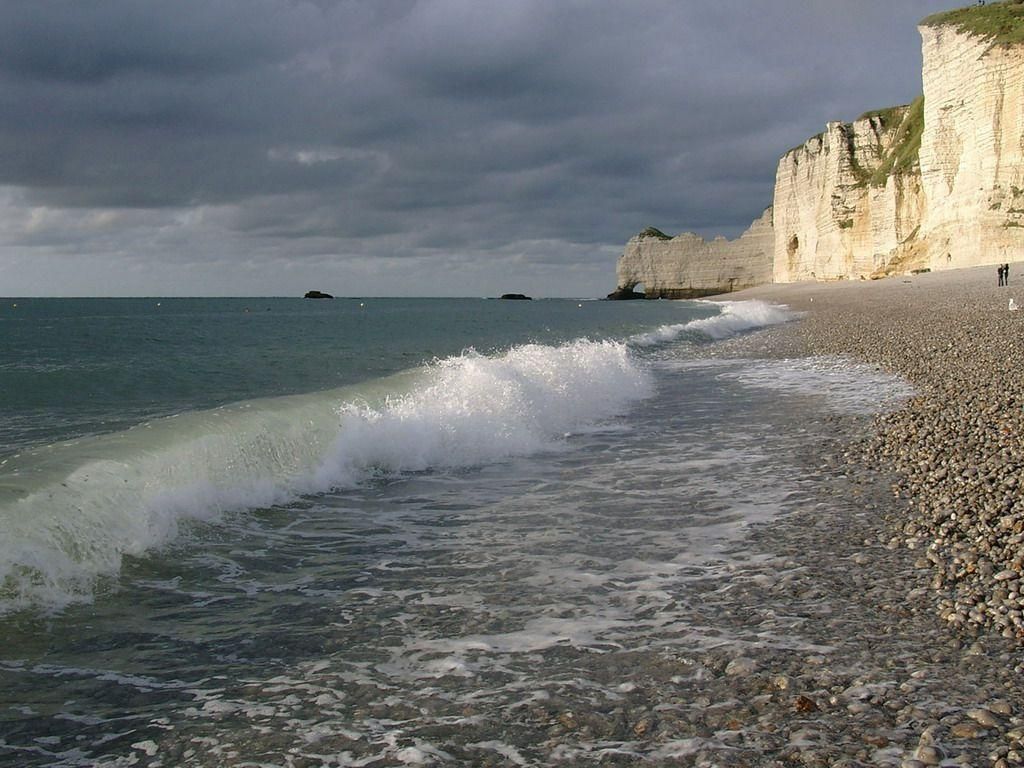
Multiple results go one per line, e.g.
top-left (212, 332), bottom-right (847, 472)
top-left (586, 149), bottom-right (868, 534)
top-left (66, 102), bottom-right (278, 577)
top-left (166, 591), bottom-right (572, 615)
top-left (923, 0), bottom-right (1024, 45)
top-left (784, 96), bottom-right (924, 185)
top-left (858, 105), bottom-right (909, 128)
top-left (636, 226), bottom-right (671, 240)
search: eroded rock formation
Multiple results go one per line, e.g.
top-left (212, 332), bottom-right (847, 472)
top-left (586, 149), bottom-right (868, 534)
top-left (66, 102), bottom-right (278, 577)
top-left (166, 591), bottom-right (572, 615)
top-left (772, 105), bottom-right (926, 282)
top-left (615, 209), bottom-right (774, 299)
top-left (613, 3), bottom-right (1024, 293)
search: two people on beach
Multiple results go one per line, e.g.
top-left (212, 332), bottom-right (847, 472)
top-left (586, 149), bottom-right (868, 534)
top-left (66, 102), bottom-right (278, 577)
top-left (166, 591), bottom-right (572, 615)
top-left (999, 263), bottom-right (1011, 286)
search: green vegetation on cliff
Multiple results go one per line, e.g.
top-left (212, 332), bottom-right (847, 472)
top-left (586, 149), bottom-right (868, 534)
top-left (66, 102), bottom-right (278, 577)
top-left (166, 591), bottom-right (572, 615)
top-left (858, 105), bottom-right (908, 127)
top-left (845, 96), bottom-right (925, 188)
top-left (923, 0), bottom-right (1024, 46)
top-left (636, 226), bottom-right (671, 240)
top-left (868, 95), bottom-right (925, 185)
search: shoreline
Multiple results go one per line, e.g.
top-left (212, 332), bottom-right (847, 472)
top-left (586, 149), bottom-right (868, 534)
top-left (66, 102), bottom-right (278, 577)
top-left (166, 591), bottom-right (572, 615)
top-left (693, 265), bottom-right (1024, 766)
top-left (719, 264), bottom-right (1024, 639)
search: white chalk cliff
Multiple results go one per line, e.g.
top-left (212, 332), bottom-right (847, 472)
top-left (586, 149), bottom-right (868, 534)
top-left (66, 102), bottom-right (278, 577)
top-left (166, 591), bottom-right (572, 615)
top-left (615, 3), bottom-right (1024, 295)
top-left (916, 19), bottom-right (1024, 271)
top-left (615, 210), bottom-right (773, 299)
top-left (772, 105), bottom-right (926, 282)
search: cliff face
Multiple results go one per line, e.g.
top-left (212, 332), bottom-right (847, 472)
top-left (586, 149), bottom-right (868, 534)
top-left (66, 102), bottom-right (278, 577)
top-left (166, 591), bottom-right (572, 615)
top-left (615, 208), bottom-right (773, 298)
top-left (918, 22), bottom-right (1024, 269)
top-left (777, 14), bottom-right (1024, 281)
top-left (772, 111), bottom-right (926, 282)
top-left (614, 5), bottom-right (1024, 294)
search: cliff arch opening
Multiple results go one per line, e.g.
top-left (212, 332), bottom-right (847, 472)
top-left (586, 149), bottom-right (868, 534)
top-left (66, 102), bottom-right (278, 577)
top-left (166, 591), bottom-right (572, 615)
top-left (606, 282), bottom-right (646, 300)
top-left (787, 235), bottom-right (799, 256)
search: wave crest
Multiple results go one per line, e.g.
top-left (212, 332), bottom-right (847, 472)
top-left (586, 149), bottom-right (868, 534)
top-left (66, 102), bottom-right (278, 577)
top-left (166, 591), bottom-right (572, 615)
top-left (0, 339), bottom-right (650, 613)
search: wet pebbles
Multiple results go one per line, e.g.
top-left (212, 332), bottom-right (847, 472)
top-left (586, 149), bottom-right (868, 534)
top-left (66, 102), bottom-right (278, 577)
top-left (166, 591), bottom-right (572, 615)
top-left (690, 266), bottom-right (1024, 767)
top-left (753, 268), bottom-right (1024, 641)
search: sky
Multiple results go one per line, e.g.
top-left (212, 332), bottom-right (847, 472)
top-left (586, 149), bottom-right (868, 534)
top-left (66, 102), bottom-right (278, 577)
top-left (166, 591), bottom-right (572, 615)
top-left (0, 0), bottom-right (952, 298)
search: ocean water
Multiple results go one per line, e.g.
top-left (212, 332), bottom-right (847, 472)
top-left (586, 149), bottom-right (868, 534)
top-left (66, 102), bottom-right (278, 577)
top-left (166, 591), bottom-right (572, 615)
top-left (0, 297), bottom-right (912, 766)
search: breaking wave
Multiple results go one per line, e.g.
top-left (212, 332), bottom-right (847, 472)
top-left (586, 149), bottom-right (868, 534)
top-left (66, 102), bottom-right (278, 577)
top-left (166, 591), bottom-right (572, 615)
top-left (0, 339), bottom-right (647, 613)
top-left (631, 299), bottom-right (795, 346)
top-left (0, 300), bottom-right (792, 613)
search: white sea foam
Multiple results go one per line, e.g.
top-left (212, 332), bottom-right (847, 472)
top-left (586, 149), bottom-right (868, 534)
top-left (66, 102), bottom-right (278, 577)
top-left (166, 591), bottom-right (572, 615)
top-left (720, 356), bottom-right (915, 414)
top-left (0, 338), bottom-right (651, 613)
top-left (315, 340), bottom-right (648, 486)
top-left (631, 300), bottom-right (795, 346)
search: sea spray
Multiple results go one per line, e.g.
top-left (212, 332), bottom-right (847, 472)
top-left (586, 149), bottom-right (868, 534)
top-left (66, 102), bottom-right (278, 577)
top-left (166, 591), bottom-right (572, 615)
top-left (0, 395), bottom-right (345, 613)
top-left (0, 338), bottom-right (651, 613)
top-left (0, 300), bottom-right (796, 614)
top-left (316, 339), bottom-right (650, 484)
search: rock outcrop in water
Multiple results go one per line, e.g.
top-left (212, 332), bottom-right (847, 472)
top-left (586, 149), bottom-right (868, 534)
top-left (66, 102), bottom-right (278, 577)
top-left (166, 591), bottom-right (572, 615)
top-left (304, 290), bottom-right (333, 299)
top-left (605, 286), bottom-right (646, 300)
top-left (613, 2), bottom-right (1024, 294)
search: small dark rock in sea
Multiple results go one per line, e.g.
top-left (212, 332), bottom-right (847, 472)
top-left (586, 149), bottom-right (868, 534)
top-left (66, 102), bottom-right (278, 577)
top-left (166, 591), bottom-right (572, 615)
top-left (499, 293), bottom-right (532, 300)
top-left (606, 287), bottom-right (645, 300)
top-left (304, 290), bottom-right (333, 299)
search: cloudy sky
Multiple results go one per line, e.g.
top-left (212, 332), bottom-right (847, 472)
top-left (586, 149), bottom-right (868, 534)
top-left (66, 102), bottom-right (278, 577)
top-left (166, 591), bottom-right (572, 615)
top-left (0, 0), bottom-right (950, 297)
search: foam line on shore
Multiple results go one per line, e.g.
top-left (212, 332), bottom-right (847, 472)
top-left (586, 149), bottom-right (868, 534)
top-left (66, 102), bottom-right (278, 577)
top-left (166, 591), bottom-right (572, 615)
top-left (720, 356), bottom-right (915, 415)
top-left (630, 300), bottom-right (796, 346)
top-left (723, 264), bottom-right (1024, 641)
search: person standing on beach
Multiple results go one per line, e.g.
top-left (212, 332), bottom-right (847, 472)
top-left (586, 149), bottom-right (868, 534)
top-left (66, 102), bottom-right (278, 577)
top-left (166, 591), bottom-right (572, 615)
top-left (1006, 263), bottom-right (1011, 286)
top-left (998, 264), bottom-right (1005, 286)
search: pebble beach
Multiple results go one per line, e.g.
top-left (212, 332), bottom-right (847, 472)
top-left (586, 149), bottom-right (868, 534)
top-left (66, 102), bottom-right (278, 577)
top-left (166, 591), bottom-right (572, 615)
top-left (683, 265), bottom-right (1024, 767)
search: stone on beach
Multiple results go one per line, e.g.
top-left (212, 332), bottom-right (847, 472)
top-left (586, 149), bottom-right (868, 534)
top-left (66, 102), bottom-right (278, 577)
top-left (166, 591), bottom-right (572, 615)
top-left (724, 656), bottom-right (758, 676)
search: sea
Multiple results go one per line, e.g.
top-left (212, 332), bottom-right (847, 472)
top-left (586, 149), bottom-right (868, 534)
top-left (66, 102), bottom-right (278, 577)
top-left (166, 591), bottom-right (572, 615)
top-left (0, 296), bottom-right (914, 766)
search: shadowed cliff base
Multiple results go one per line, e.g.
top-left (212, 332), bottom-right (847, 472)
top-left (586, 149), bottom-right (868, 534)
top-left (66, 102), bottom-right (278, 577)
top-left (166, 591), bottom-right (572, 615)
top-left (605, 286), bottom-right (645, 300)
top-left (607, 285), bottom-right (729, 300)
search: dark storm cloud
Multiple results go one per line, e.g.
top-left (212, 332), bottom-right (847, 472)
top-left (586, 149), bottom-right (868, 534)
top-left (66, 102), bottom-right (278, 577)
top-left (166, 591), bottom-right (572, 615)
top-left (0, 0), bottom-right (952, 295)
top-left (0, 0), bottom-right (319, 82)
